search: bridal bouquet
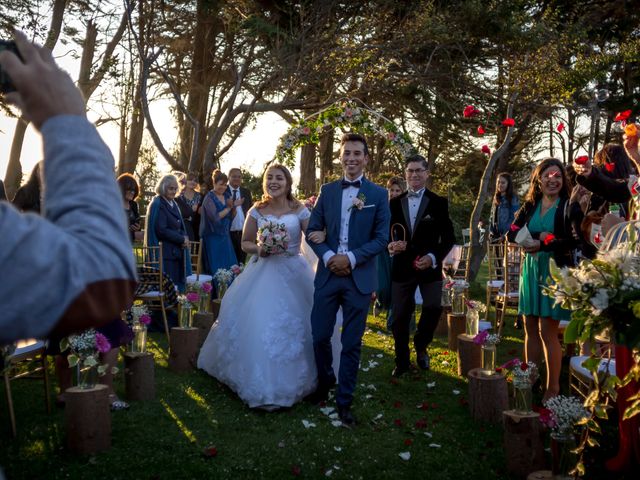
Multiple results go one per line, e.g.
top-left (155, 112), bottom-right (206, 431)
top-left (257, 221), bottom-right (290, 254)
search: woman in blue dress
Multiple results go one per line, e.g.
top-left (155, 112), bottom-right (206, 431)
top-left (507, 158), bottom-right (579, 401)
top-left (201, 170), bottom-right (239, 295)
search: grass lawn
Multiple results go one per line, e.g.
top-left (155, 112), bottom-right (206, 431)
top-left (0, 264), bottom-right (629, 479)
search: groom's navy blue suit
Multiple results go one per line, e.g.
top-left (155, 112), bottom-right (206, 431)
top-left (306, 177), bottom-right (390, 407)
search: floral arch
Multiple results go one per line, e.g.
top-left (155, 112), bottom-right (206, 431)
top-left (274, 99), bottom-right (417, 165)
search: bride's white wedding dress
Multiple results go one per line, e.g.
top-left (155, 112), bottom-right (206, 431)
top-left (197, 207), bottom-right (319, 409)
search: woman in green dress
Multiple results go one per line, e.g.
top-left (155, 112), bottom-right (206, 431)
top-left (507, 158), bottom-right (579, 401)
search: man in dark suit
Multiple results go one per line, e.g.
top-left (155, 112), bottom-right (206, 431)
top-left (387, 154), bottom-right (455, 377)
top-left (227, 167), bottom-right (252, 263)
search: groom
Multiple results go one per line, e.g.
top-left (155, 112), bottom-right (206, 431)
top-left (306, 133), bottom-right (390, 426)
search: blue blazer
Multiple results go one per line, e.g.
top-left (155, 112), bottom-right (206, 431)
top-left (306, 178), bottom-right (390, 294)
top-left (145, 196), bottom-right (192, 273)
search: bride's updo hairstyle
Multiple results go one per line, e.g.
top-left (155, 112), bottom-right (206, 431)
top-left (212, 169), bottom-right (228, 185)
top-left (257, 164), bottom-right (301, 210)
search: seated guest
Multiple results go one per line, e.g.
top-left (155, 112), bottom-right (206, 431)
top-left (145, 174), bottom-right (190, 291)
top-left (200, 170), bottom-right (238, 292)
top-left (117, 173), bottom-right (143, 243)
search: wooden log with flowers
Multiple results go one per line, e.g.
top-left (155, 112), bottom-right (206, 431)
top-left (447, 313), bottom-right (466, 351)
top-left (435, 305), bottom-right (451, 337)
top-left (467, 367), bottom-right (509, 424)
top-left (169, 293), bottom-right (200, 373)
top-left (503, 410), bottom-right (546, 478)
top-left (124, 352), bottom-right (155, 401)
top-left (456, 334), bottom-right (481, 376)
top-left (273, 99), bottom-right (417, 168)
top-left (189, 280), bottom-right (216, 348)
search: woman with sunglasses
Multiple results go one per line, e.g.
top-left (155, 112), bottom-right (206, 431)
top-left (507, 158), bottom-right (580, 401)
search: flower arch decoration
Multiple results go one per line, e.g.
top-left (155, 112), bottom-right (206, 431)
top-left (274, 99), bottom-right (417, 166)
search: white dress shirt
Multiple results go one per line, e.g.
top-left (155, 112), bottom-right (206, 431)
top-left (407, 187), bottom-right (437, 269)
top-left (230, 187), bottom-right (245, 232)
top-left (321, 175), bottom-right (361, 270)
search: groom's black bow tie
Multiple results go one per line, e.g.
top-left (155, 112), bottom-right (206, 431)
top-left (341, 179), bottom-right (361, 189)
top-left (407, 189), bottom-right (423, 198)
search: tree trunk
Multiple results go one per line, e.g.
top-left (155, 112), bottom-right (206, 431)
top-left (468, 368), bottom-right (509, 423)
top-left (447, 313), bottom-right (466, 351)
top-left (299, 143), bottom-right (317, 196)
top-left (503, 410), bottom-right (546, 477)
top-left (124, 352), bottom-right (155, 401)
top-left (319, 129), bottom-right (334, 185)
top-left (3, 0), bottom-right (66, 196)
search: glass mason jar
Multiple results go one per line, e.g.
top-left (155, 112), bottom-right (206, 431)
top-left (551, 430), bottom-right (577, 480)
top-left (512, 376), bottom-right (533, 414)
top-left (466, 309), bottom-right (479, 336)
top-left (441, 286), bottom-right (451, 307)
top-left (198, 292), bottom-right (210, 313)
top-left (217, 283), bottom-right (227, 300)
top-left (76, 361), bottom-right (98, 390)
top-left (481, 344), bottom-right (496, 375)
top-left (451, 287), bottom-right (466, 315)
top-left (131, 322), bottom-right (147, 353)
top-left (179, 306), bottom-right (193, 328)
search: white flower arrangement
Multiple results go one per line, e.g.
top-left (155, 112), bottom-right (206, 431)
top-left (213, 268), bottom-right (235, 288)
top-left (60, 329), bottom-right (115, 378)
top-left (465, 300), bottom-right (487, 313)
top-left (542, 395), bottom-right (589, 434)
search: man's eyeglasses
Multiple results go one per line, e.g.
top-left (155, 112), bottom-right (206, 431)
top-left (406, 168), bottom-right (427, 175)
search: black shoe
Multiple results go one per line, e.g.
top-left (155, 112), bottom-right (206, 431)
top-left (337, 404), bottom-right (356, 427)
top-left (304, 388), bottom-right (329, 405)
top-left (417, 352), bottom-right (430, 370)
top-left (513, 318), bottom-right (523, 329)
top-left (392, 366), bottom-right (410, 378)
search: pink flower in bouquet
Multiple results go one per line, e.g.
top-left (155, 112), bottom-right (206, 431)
top-left (186, 292), bottom-right (200, 303)
top-left (95, 333), bottom-right (111, 353)
top-left (301, 126), bottom-right (311, 135)
top-left (536, 407), bottom-right (556, 429)
top-left (231, 265), bottom-right (242, 276)
top-left (500, 358), bottom-right (521, 370)
top-left (473, 330), bottom-right (489, 345)
top-left (139, 314), bottom-right (152, 325)
top-left (202, 282), bottom-right (213, 293)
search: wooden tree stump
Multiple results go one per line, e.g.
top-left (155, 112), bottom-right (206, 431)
top-left (211, 299), bottom-right (222, 320)
top-left (435, 305), bottom-right (451, 337)
top-left (457, 334), bottom-right (481, 377)
top-left (193, 312), bottom-right (215, 348)
top-left (467, 367), bottom-right (508, 423)
top-left (169, 327), bottom-right (200, 373)
top-left (124, 352), bottom-right (155, 402)
top-left (447, 313), bottom-right (466, 351)
top-left (65, 384), bottom-right (111, 454)
top-left (503, 410), bottom-right (547, 478)
top-left (526, 471), bottom-right (552, 480)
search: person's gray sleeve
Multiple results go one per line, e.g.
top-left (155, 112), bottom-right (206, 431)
top-left (0, 115), bottom-right (136, 343)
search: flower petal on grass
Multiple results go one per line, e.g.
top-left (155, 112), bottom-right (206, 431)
top-left (334, 446), bottom-right (342, 452)
top-left (399, 452), bottom-right (411, 461)
top-left (452, 389), bottom-right (460, 395)
top-left (331, 420), bottom-right (343, 427)
top-left (302, 420), bottom-right (316, 429)
top-left (429, 443), bottom-right (442, 448)
top-left (426, 381), bottom-right (436, 389)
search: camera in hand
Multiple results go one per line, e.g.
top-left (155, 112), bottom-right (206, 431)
top-left (0, 40), bottom-right (20, 93)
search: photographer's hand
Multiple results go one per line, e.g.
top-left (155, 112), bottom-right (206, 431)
top-left (0, 30), bottom-right (86, 129)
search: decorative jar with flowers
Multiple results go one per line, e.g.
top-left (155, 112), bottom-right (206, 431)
top-left (60, 329), bottom-right (115, 389)
top-left (501, 358), bottom-right (539, 414)
top-left (473, 331), bottom-right (501, 375)
top-left (464, 300), bottom-right (486, 336)
top-left (177, 292), bottom-right (200, 328)
top-left (447, 279), bottom-right (469, 315)
top-left (539, 395), bottom-right (589, 479)
top-left (126, 303), bottom-right (152, 353)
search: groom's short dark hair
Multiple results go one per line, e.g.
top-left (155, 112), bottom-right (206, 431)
top-left (340, 132), bottom-right (369, 157)
top-left (406, 154), bottom-right (428, 170)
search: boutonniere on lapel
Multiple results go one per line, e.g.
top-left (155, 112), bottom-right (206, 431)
top-left (422, 214), bottom-right (433, 221)
top-left (348, 193), bottom-right (367, 211)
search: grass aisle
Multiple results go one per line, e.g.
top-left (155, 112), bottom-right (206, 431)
top-left (1, 308), bottom-right (530, 480)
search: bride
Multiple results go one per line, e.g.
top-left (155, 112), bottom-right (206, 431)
top-left (197, 164), bottom-right (327, 409)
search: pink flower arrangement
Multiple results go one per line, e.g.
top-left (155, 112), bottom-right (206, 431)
top-left (201, 282), bottom-right (213, 294)
top-left (186, 292), bottom-right (200, 303)
top-left (95, 332), bottom-right (111, 353)
top-left (230, 264), bottom-right (243, 276)
top-left (139, 314), bottom-right (152, 325)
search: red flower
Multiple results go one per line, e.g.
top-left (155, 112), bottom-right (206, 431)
top-left (414, 419), bottom-right (428, 429)
top-left (575, 155), bottom-right (589, 165)
top-left (605, 162), bottom-right (616, 173)
top-left (404, 439), bottom-right (414, 446)
top-left (543, 234), bottom-right (556, 246)
top-left (291, 465), bottom-right (301, 476)
top-left (394, 419), bottom-right (403, 426)
top-left (442, 351), bottom-right (449, 355)
top-left (393, 401), bottom-right (403, 408)
top-left (463, 105), bottom-right (479, 118)
top-left (501, 118), bottom-right (515, 127)
top-left (495, 367), bottom-right (503, 373)
top-left (509, 224), bottom-right (520, 232)
top-left (481, 145), bottom-right (491, 155)
top-left (413, 255), bottom-right (421, 270)
top-left (203, 446), bottom-right (218, 457)
top-left (477, 125), bottom-right (485, 135)
top-left (520, 363), bottom-right (529, 371)
top-left (390, 378), bottom-right (399, 386)
top-left (614, 110), bottom-right (632, 122)
top-left (594, 232), bottom-right (603, 244)
top-left (419, 402), bottom-right (429, 411)
top-left (431, 403), bottom-right (438, 409)
top-left (631, 181), bottom-right (639, 196)
top-left (556, 122), bottom-right (565, 133)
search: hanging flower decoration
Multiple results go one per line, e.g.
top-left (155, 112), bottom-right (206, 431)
top-left (477, 125), bottom-right (485, 135)
top-left (463, 105), bottom-right (480, 118)
top-left (574, 155), bottom-right (589, 165)
top-left (556, 122), bottom-right (565, 133)
top-left (605, 162), bottom-right (616, 173)
top-left (501, 118), bottom-right (515, 127)
top-left (481, 145), bottom-right (491, 155)
top-left (275, 101), bottom-right (416, 166)
top-left (614, 110), bottom-right (632, 122)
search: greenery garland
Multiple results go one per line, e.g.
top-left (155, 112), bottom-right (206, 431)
top-left (274, 100), bottom-right (417, 166)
